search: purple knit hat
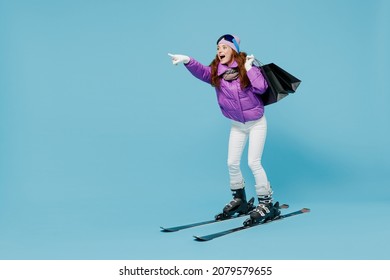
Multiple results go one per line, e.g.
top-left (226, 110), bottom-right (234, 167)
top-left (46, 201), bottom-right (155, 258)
top-left (216, 34), bottom-right (240, 53)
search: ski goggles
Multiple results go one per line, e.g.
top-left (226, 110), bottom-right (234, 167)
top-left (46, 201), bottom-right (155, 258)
top-left (216, 34), bottom-right (240, 53)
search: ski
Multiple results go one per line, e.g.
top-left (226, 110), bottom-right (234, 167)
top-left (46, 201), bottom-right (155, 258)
top-left (193, 208), bottom-right (310, 241)
top-left (160, 202), bottom-right (289, 232)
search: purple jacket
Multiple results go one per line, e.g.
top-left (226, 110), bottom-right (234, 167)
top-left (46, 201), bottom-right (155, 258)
top-left (185, 58), bottom-right (268, 123)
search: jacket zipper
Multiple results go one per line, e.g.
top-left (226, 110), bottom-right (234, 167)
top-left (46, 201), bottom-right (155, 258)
top-left (235, 84), bottom-right (246, 123)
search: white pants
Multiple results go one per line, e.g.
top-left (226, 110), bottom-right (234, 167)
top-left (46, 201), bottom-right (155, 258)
top-left (227, 116), bottom-right (272, 196)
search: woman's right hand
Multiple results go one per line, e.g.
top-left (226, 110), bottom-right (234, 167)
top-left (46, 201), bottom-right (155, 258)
top-left (168, 53), bottom-right (190, 65)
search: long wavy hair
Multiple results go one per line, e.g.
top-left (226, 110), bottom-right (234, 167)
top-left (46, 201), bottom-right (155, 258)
top-left (210, 51), bottom-right (250, 89)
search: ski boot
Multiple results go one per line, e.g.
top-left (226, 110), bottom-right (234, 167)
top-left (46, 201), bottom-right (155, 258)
top-left (215, 188), bottom-right (255, 220)
top-left (243, 196), bottom-right (281, 226)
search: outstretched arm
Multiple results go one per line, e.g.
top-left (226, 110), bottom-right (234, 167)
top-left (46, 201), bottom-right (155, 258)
top-left (168, 53), bottom-right (211, 84)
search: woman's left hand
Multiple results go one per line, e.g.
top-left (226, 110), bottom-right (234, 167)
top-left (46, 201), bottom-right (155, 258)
top-left (245, 54), bottom-right (255, 71)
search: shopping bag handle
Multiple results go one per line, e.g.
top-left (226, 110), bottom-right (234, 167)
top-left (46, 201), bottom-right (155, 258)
top-left (253, 58), bottom-right (264, 67)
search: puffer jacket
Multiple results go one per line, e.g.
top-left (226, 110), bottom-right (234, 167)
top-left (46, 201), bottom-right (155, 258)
top-left (185, 57), bottom-right (268, 123)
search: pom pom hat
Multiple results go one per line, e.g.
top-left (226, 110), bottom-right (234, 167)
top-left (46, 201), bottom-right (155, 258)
top-left (216, 34), bottom-right (240, 53)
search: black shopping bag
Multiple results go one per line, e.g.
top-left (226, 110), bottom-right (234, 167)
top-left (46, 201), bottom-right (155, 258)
top-left (254, 61), bottom-right (301, 106)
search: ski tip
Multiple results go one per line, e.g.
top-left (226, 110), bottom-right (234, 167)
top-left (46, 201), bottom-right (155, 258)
top-left (301, 208), bottom-right (311, 213)
top-left (280, 203), bottom-right (289, 209)
top-left (193, 236), bottom-right (206, 242)
top-left (160, 227), bottom-right (176, 233)
top-left (193, 236), bottom-right (209, 242)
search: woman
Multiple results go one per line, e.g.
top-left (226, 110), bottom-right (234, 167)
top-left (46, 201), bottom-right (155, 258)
top-left (168, 34), bottom-right (279, 225)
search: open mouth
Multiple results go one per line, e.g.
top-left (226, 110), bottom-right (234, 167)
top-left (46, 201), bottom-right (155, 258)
top-left (219, 55), bottom-right (226, 60)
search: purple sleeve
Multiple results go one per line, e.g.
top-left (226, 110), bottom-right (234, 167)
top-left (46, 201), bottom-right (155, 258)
top-left (184, 58), bottom-right (212, 84)
top-left (246, 66), bottom-right (268, 94)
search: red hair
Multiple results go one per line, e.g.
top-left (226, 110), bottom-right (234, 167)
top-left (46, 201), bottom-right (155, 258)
top-left (210, 51), bottom-right (250, 89)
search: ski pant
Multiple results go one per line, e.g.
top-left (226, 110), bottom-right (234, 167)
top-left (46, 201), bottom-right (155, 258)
top-left (227, 115), bottom-right (272, 197)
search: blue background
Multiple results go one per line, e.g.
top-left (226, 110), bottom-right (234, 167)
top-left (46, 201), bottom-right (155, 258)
top-left (1, 0), bottom-right (389, 259)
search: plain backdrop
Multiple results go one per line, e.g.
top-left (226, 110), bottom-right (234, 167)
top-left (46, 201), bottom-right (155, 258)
top-left (1, 0), bottom-right (389, 259)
